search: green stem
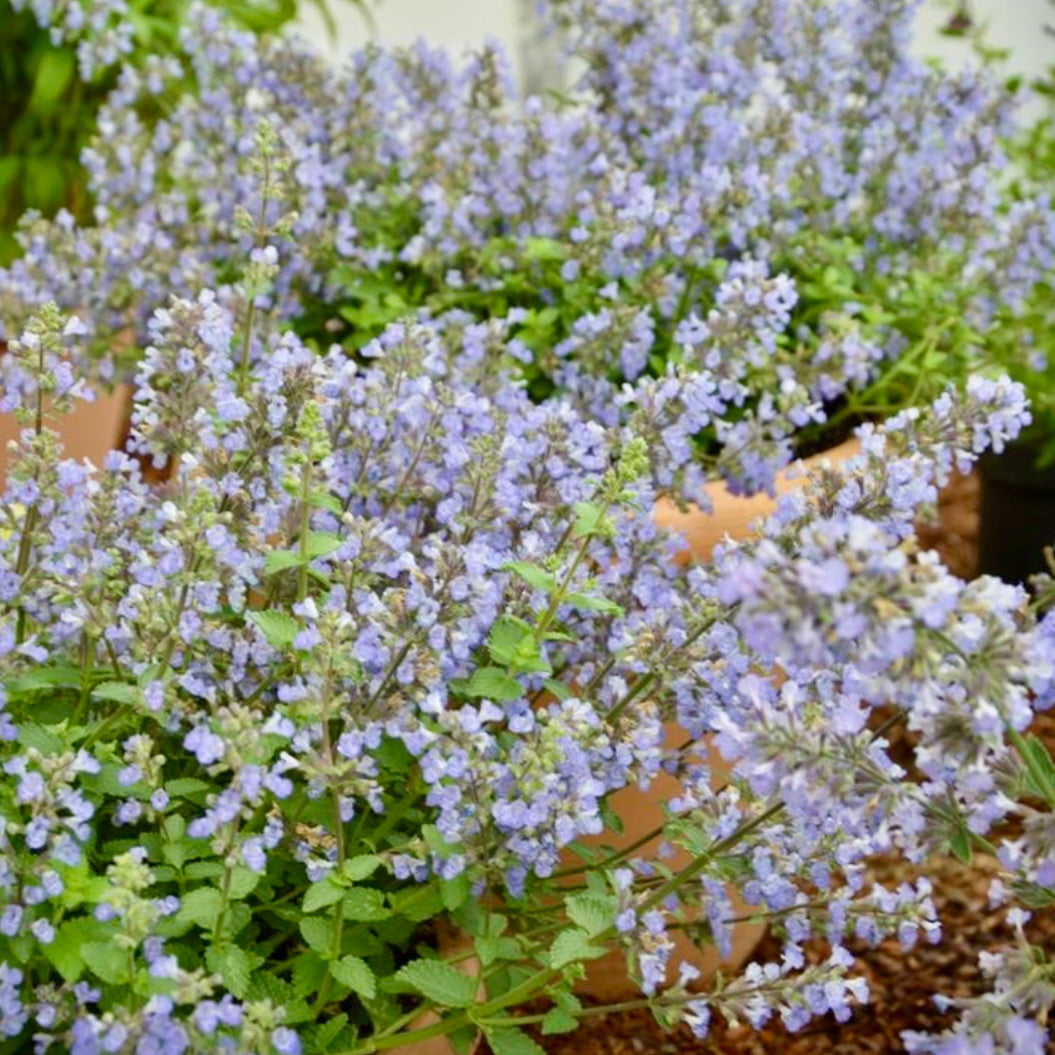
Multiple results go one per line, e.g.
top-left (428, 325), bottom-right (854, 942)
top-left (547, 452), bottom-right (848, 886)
top-left (212, 822), bottom-right (242, 944)
top-left (297, 444), bottom-right (313, 603)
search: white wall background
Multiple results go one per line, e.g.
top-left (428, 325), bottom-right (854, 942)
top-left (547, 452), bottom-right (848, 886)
top-left (296, 0), bottom-right (1054, 98)
top-left (913, 0), bottom-right (1053, 95)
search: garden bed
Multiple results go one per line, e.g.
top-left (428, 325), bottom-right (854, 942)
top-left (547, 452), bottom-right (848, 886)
top-left (489, 474), bottom-right (1054, 1054)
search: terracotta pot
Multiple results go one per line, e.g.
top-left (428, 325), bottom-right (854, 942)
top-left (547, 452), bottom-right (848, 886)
top-left (653, 436), bottom-right (861, 563)
top-left (563, 436), bottom-right (863, 1000)
top-left (0, 384), bottom-right (132, 486)
top-left (403, 438), bottom-right (864, 1051)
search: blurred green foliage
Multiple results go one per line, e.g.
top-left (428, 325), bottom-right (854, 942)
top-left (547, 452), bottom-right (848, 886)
top-left (0, 0), bottom-right (360, 264)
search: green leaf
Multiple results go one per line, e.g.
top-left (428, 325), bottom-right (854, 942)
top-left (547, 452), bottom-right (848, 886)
top-left (164, 778), bottom-right (210, 799)
top-left (292, 952), bottom-right (328, 996)
top-left (30, 49), bottom-right (76, 112)
top-left (441, 872), bottom-right (471, 912)
top-left (227, 867), bottom-right (260, 900)
top-left (522, 237), bottom-right (565, 262)
top-left (1022, 733), bottom-right (1055, 805)
top-left (475, 934), bottom-right (521, 968)
top-left (503, 561), bottom-right (557, 594)
top-left (565, 893), bottom-right (614, 937)
top-left (566, 593), bottom-right (624, 616)
top-left (571, 501), bottom-right (606, 539)
top-left (206, 944), bottom-right (251, 998)
top-left (464, 667), bottom-right (524, 702)
top-left (541, 678), bottom-right (573, 701)
top-left (388, 881), bottom-right (444, 922)
top-left (300, 916), bottom-right (333, 955)
top-left (342, 887), bottom-right (391, 922)
top-left (314, 1013), bottom-right (351, 1051)
top-left (82, 940), bottom-right (130, 985)
top-left (487, 616), bottom-right (533, 666)
top-left (549, 928), bottom-right (607, 969)
top-left (17, 722), bottom-right (65, 755)
top-left (485, 1028), bottom-right (547, 1055)
top-left (310, 490), bottom-right (344, 514)
top-left (45, 917), bottom-right (104, 982)
top-left (306, 531), bottom-right (343, 559)
top-left (176, 887), bottom-right (223, 930)
top-left (330, 955), bottom-right (376, 999)
top-left (248, 610), bottom-right (300, 650)
top-left (390, 959), bottom-right (479, 1008)
top-left (949, 828), bottom-right (972, 864)
top-left (540, 1008), bottom-right (579, 1035)
top-left (6, 666), bottom-right (81, 695)
top-left (264, 550), bottom-right (306, 575)
top-left (342, 855), bottom-right (383, 882)
top-left (304, 878), bottom-right (344, 914)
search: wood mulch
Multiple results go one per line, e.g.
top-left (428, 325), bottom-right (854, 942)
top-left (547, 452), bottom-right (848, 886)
top-left (484, 471), bottom-right (1055, 1053)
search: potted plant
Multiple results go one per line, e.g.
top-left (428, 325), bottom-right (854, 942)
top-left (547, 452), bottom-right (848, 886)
top-left (0, 0), bottom-right (369, 484)
top-left (0, 264), bottom-right (1049, 1054)
top-left (3, 0), bottom-right (1051, 514)
top-left (1, 4), bottom-right (1055, 1049)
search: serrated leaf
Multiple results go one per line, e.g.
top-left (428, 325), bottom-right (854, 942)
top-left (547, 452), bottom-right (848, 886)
top-left (248, 610), bottom-right (300, 650)
top-left (206, 944), bottom-right (251, 998)
top-left (6, 666), bottom-right (81, 694)
top-left (390, 959), bottom-right (479, 1008)
top-left (264, 550), bottom-right (307, 575)
top-left (92, 681), bottom-right (141, 705)
top-left (342, 887), bottom-right (390, 922)
top-left (487, 617), bottom-right (532, 666)
top-left (571, 501), bottom-right (606, 539)
top-left (176, 887), bottom-right (223, 930)
top-left (306, 531), bottom-right (343, 559)
top-left (342, 855), bottom-right (382, 882)
top-left (565, 893), bottom-right (614, 937)
top-left (566, 593), bottom-right (623, 616)
top-left (540, 1008), bottom-right (579, 1035)
top-left (300, 916), bottom-right (333, 955)
top-left (227, 867), bottom-right (259, 900)
top-left (503, 561), bottom-right (557, 594)
top-left (82, 940), bottom-right (129, 985)
top-left (464, 667), bottom-right (523, 702)
top-left (549, 928), bottom-right (607, 969)
top-left (949, 828), bottom-right (972, 864)
top-left (292, 952), bottom-right (328, 996)
top-left (330, 955), bottom-right (376, 999)
top-left (485, 1028), bottom-right (547, 1055)
top-left (45, 917), bottom-right (104, 982)
top-left (304, 878), bottom-right (344, 914)
top-left (314, 1012), bottom-right (350, 1050)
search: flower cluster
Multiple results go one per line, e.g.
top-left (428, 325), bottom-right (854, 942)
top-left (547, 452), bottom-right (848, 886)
top-left (1, 1), bottom-right (1055, 1052)
top-left (2, 0), bottom-right (1054, 492)
top-left (8, 0), bottom-right (133, 79)
top-left (0, 277), bottom-right (1050, 1052)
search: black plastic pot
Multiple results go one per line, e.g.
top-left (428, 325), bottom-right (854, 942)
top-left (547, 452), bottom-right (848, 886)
top-left (978, 443), bottom-right (1055, 585)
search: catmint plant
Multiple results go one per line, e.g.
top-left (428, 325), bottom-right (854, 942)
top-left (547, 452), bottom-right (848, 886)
top-left (3, 0), bottom-right (1053, 496)
top-left (0, 244), bottom-right (1052, 1052)
top-left (0, 0), bottom-right (360, 263)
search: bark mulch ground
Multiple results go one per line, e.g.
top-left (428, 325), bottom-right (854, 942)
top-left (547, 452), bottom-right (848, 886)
top-left (483, 471), bottom-right (1055, 1053)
